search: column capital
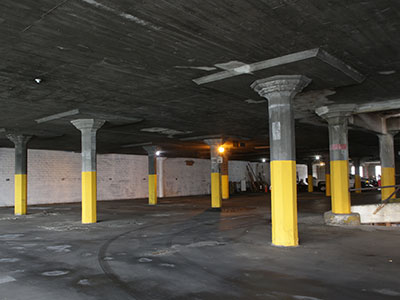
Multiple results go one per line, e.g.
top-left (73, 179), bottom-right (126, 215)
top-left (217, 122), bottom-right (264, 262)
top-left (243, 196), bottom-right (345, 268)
top-left (250, 75), bottom-right (311, 99)
top-left (6, 134), bottom-right (32, 146)
top-left (143, 145), bottom-right (159, 155)
top-left (376, 132), bottom-right (397, 139)
top-left (315, 104), bottom-right (356, 122)
top-left (71, 119), bottom-right (105, 131)
top-left (203, 138), bottom-right (223, 146)
top-left (377, 131), bottom-right (396, 140)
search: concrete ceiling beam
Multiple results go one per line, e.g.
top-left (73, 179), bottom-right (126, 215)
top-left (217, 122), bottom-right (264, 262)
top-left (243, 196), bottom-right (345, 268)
top-left (348, 113), bottom-right (386, 134)
top-left (354, 99), bottom-right (400, 114)
top-left (386, 117), bottom-right (400, 133)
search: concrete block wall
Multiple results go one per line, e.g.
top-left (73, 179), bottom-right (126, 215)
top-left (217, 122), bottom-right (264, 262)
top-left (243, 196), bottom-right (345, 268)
top-left (0, 148), bottom-right (271, 207)
top-left (97, 154), bottom-right (148, 201)
top-left (163, 158), bottom-right (211, 197)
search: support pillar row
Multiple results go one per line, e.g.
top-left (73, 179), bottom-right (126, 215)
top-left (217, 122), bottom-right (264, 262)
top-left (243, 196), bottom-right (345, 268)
top-left (252, 75), bottom-right (311, 247)
top-left (378, 133), bottom-right (396, 201)
top-left (71, 119), bottom-right (105, 224)
top-left (6, 134), bottom-right (31, 215)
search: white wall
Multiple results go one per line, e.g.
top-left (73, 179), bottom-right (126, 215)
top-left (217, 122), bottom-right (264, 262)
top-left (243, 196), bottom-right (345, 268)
top-left (0, 148), bottom-right (270, 207)
top-left (163, 158), bottom-right (211, 197)
top-left (297, 164), bottom-right (307, 182)
top-left (98, 154), bottom-right (148, 201)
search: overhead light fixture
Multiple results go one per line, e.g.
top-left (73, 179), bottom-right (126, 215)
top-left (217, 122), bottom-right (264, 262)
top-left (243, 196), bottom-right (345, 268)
top-left (218, 146), bottom-right (225, 153)
top-left (315, 155), bottom-right (321, 160)
top-left (156, 150), bottom-right (161, 156)
top-left (262, 158), bottom-right (266, 163)
top-left (34, 78), bottom-right (42, 84)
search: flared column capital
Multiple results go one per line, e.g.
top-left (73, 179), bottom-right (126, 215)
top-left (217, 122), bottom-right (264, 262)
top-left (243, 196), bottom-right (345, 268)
top-left (251, 75), bottom-right (311, 100)
top-left (71, 119), bottom-right (105, 132)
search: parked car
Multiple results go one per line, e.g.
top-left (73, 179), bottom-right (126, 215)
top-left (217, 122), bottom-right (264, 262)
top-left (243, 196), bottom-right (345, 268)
top-left (315, 175), bottom-right (373, 192)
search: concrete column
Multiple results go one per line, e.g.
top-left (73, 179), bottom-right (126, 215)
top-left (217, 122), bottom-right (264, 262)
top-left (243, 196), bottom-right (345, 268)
top-left (71, 119), bottom-right (105, 224)
top-left (204, 138), bottom-right (223, 210)
top-left (378, 133), bottom-right (396, 200)
top-left (307, 160), bottom-right (313, 192)
top-left (143, 146), bottom-right (158, 205)
top-left (251, 75), bottom-right (311, 247)
top-left (316, 105), bottom-right (359, 217)
top-left (221, 151), bottom-right (229, 200)
top-left (157, 157), bottom-right (167, 198)
top-left (6, 134), bottom-right (31, 215)
top-left (324, 157), bottom-right (331, 197)
top-left (353, 158), bottom-right (361, 194)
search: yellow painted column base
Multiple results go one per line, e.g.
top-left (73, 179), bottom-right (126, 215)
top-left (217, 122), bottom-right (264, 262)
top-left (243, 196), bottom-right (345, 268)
top-left (325, 173), bottom-right (331, 197)
top-left (148, 174), bottom-right (157, 205)
top-left (381, 167), bottom-right (395, 201)
top-left (271, 160), bottom-right (298, 247)
top-left (307, 175), bottom-right (313, 192)
top-left (82, 171), bottom-right (97, 224)
top-left (221, 174), bottom-right (229, 200)
top-left (355, 174), bottom-right (361, 194)
top-left (15, 174), bottom-right (27, 215)
top-left (211, 172), bottom-right (221, 208)
top-left (331, 161), bottom-right (351, 214)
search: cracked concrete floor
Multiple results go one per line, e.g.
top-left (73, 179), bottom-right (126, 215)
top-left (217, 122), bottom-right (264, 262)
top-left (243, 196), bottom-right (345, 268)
top-left (0, 192), bottom-right (399, 300)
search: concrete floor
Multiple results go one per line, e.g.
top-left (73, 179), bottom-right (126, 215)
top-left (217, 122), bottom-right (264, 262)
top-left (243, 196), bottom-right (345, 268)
top-left (0, 192), bottom-right (399, 300)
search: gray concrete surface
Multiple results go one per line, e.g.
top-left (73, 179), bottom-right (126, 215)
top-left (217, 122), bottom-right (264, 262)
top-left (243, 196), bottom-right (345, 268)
top-left (71, 119), bottom-right (105, 173)
top-left (0, 192), bottom-right (399, 300)
top-left (5, 134), bottom-right (31, 175)
top-left (379, 133), bottom-right (396, 169)
top-left (2, 1), bottom-right (398, 161)
top-left (251, 75), bottom-right (311, 162)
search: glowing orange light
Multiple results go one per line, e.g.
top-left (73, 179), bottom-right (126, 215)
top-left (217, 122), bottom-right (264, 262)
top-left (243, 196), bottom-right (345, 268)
top-left (218, 146), bottom-right (225, 153)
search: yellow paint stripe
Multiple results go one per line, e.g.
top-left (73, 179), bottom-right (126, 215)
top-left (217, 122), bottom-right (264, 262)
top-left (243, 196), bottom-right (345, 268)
top-left (381, 167), bottom-right (395, 201)
top-left (307, 175), bottom-right (313, 192)
top-left (221, 174), bottom-right (229, 200)
top-left (330, 160), bottom-right (351, 214)
top-left (271, 160), bottom-right (298, 247)
top-left (82, 171), bottom-right (97, 224)
top-left (14, 174), bottom-right (27, 215)
top-left (325, 173), bottom-right (331, 197)
top-left (211, 172), bottom-right (221, 208)
top-left (355, 174), bottom-right (361, 194)
top-left (148, 174), bottom-right (157, 205)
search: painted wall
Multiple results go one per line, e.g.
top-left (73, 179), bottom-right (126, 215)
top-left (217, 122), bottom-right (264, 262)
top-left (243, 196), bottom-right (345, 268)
top-left (163, 158), bottom-right (211, 197)
top-left (296, 164), bottom-right (307, 182)
top-left (0, 148), bottom-right (270, 207)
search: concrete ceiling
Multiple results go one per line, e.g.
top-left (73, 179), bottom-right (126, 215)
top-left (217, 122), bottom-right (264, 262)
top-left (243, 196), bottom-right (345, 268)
top-left (1, 0), bottom-right (399, 161)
